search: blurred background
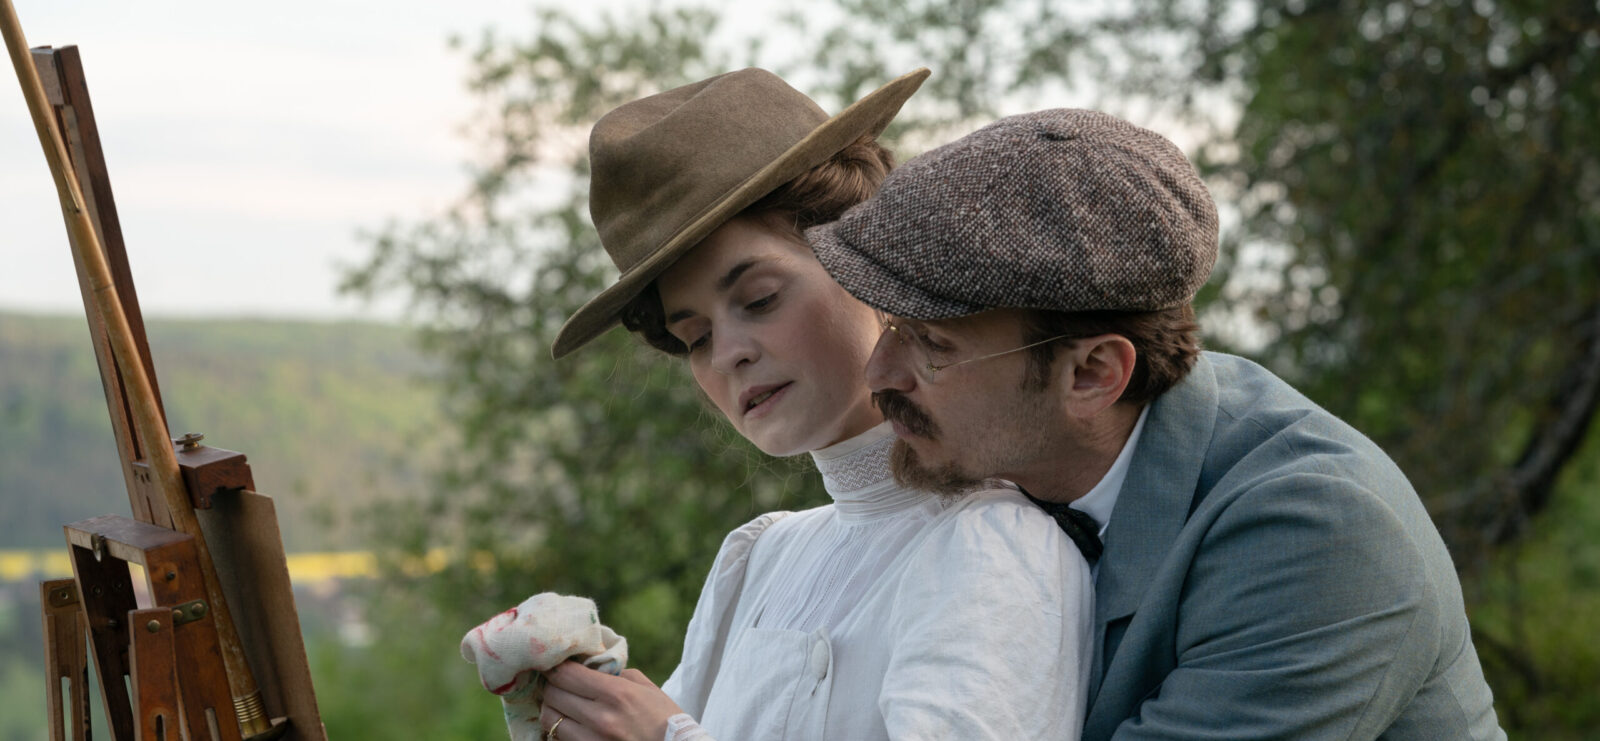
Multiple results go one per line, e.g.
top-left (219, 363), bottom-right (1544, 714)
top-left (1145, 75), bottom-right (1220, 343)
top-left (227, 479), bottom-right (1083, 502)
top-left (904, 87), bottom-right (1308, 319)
top-left (2, 0), bottom-right (1597, 738)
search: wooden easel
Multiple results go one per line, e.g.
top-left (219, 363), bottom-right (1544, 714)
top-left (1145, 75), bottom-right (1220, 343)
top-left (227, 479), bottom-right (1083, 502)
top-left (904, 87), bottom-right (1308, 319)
top-left (13, 38), bottom-right (328, 741)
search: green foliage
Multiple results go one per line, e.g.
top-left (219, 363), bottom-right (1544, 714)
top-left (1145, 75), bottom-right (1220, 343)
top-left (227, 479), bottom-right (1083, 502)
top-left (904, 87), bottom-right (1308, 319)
top-left (0, 313), bottom-right (126, 542)
top-left (2, 0), bottom-right (1593, 734)
top-left (1093, 2), bottom-right (1600, 733)
top-left (340, 6), bottom-right (828, 684)
top-left (338, 0), bottom-right (1599, 738)
top-left (0, 311), bottom-right (447, 739)
top-left (0, 312), bottom-right (442, 550)
top-left (0, 592), bottom-right (38, 741)
top-left (1147, 0), bottom-right (1600, 559)
top-left (0, 652), bottom-right (52, 741)
top-left (307, 582), bottom-right (509, 739)
top-left (1, 0), bottom-right (1595, 735)
top-left (1470, 427), bottom-right (1600, 737)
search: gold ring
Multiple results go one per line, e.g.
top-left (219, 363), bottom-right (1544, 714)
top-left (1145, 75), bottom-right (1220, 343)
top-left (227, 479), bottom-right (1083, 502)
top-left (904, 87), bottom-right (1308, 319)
top-left (546, 716), bottom-right (565, 741)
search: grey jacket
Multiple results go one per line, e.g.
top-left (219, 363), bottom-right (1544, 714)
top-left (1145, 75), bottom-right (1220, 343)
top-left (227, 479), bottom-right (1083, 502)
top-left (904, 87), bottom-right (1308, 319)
top-left (1084, 352), bottom-right (1504, 740)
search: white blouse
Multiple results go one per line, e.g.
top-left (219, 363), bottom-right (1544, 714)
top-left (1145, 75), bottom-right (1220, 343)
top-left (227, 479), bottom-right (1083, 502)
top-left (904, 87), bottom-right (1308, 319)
top-left (660, 423), bottom-right (1093, 740)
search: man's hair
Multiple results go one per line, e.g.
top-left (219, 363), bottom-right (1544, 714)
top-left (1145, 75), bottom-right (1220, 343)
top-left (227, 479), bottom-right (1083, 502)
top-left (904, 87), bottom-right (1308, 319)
top-left (620, 134), bottom-right (895, 355)
top-left (1019, 305), bottom-right (1201, 403)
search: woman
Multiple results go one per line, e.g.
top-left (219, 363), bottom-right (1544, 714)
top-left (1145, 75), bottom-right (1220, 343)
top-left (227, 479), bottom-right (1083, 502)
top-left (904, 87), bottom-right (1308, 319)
top-left (532, 68), bottom-right (1093, 741)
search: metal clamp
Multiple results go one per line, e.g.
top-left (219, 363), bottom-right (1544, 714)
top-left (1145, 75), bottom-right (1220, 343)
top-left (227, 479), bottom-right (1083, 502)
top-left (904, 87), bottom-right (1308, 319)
top-left (169, 599), bottom-right (209, 625)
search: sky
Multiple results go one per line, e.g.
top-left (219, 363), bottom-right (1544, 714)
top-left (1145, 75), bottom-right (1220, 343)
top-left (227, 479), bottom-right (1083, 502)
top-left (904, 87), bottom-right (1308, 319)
top-left (0, 1), bottom-right (600, 321)
top-left (1, 1), bottom-right (1177, 324)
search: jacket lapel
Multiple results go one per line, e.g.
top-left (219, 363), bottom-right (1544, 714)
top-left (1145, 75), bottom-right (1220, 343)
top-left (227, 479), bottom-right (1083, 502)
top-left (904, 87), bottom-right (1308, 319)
top-left (1088, 353), bottom-right (1219, 701)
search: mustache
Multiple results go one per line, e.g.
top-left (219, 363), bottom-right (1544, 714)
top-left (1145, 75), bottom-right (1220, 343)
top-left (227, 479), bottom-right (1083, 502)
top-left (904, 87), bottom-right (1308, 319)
top-left (872, 390), bottom-right (939, 439)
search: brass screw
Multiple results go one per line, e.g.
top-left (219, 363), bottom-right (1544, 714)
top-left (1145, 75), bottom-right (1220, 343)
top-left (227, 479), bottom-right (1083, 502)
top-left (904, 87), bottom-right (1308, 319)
top-left (171, 608), bottom-right (182, 620)
top-left (146, 620), bottom-right (161, 633)
top-left (190, 602), bottom-right (208, 617)
top-left (176, 432), bottom-right (205, 451)
top-left (165, 571), bottom-right (177, 581)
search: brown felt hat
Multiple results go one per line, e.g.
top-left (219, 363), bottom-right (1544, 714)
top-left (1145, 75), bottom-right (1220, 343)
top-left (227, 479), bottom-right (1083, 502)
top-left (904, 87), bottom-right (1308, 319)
top-left (551, 67), bottom-right (931, 359)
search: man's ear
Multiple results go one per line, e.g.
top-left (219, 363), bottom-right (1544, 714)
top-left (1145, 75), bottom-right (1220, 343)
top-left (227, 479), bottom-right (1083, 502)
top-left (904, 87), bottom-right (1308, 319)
top-left (1063, 335), bottom-right (1136, 418)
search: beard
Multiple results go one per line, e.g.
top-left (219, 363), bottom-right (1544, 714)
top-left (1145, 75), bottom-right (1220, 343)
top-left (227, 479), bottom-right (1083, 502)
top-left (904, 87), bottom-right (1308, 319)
top-left (874, 389), bottom-right (986, 496)
top-left (889, 438), bottom-right (985, 498)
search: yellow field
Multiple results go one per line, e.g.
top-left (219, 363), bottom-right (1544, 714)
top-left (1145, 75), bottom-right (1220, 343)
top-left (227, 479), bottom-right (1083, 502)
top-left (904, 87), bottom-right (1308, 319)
top-left (0, 549), bottom-right (391, 583)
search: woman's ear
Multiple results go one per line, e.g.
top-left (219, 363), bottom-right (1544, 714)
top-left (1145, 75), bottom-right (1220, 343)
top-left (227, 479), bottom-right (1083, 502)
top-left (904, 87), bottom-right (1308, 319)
top-left (1063, 335), bottom-right (1136, 419)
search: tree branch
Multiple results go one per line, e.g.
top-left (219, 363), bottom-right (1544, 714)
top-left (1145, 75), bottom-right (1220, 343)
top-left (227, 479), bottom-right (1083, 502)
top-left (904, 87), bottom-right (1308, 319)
top-left (1490, 301), bottom-right (1600, 545)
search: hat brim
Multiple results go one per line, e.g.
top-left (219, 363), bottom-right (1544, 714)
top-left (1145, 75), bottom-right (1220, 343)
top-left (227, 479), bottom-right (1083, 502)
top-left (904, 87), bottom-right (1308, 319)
top-left (807, 221), bottom-right (983, 320)
top-left (552, 68), bottom-right (931, 359)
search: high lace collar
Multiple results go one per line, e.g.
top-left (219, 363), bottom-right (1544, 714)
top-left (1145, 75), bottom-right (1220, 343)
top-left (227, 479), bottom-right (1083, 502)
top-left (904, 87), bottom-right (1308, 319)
top-left (809, 422), bottom-right (928, 522)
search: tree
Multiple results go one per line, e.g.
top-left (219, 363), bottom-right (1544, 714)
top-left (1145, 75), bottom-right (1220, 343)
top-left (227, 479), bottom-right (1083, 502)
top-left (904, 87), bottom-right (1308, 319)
top-left (340, 0), bottom-right (1599, 735)
top-left (1172, 0), bottom-right (1600, 563)
top-left (332, 10), bottom-right (825, 733)
top-left (1064, 0), bottom-right (1600, 731)
top-left (1210, 1), bottom-right (1600, 729)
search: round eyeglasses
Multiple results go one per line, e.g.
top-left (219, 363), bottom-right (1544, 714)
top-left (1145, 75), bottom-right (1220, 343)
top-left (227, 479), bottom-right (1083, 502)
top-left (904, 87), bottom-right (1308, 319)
top-left (876, 312), bottom-right (1074, 382)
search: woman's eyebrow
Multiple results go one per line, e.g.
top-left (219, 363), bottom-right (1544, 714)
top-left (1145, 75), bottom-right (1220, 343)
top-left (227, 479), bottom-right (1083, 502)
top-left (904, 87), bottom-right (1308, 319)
top-left (715, 259), bottom-right (760, 291)
top-left (665, 259), bottom-right (763, 324)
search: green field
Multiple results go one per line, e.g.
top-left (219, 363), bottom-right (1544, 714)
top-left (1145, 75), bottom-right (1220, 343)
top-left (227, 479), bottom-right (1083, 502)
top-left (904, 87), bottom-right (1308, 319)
top-left (0, 310), bottom-right (446, 741)
top-left (0, 310), bottom-right (442, 551)
top-left (2, 310), bottom-right (1596, 738)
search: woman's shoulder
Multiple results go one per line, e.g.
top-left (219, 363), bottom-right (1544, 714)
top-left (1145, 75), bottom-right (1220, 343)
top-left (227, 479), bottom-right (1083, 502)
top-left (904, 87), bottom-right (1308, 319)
top-left (935, 486), bottom-right (1064, 533)
top-left (738, 502), bottom-right (835, 537)
top-left (707, 503), bottom-right (833, 571)
top-left (915, 487), bottom-right (1089, 575)
top-left (886, 486), bottom-right (1092, 626)
top-left (721, 501), bottom-right (833, 537)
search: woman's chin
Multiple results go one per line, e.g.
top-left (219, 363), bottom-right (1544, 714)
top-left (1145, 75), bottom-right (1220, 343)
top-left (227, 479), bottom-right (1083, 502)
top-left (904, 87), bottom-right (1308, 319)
top-left (748, 434), bottom-right (811, 458)
top-left (740, 419), bottom-right (826, 457)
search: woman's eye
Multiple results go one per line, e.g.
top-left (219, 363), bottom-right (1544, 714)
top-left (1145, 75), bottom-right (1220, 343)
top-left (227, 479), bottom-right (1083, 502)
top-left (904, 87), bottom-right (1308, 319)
top-left (745, 293), bottom-right (776, 312)
top-left (687, 334), bottom-right (710, 352)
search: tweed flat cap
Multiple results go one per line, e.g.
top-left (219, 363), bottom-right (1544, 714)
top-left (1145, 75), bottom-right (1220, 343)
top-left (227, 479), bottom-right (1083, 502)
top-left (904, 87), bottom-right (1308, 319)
top-left (808, 109), bottom-right (1218, 319)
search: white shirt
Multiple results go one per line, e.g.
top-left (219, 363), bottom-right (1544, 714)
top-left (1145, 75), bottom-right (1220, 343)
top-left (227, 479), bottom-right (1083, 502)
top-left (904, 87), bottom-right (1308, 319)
top-left (660, 423), bottom-right (1094, 740)
top-left (1070, 404), bottom-right (1150, 539)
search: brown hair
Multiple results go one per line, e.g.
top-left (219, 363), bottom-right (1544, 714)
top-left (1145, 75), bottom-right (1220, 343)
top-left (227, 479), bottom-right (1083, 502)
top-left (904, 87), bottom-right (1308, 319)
top-left (1019, 305), bottom-right (1201, 403)
top-left (620, 134), bottom-right (895, 355)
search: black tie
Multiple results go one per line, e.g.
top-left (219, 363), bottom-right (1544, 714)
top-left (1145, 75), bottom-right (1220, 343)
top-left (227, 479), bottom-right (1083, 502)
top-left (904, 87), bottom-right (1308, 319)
top-left (1022, 489), bottom-right (1103, 566)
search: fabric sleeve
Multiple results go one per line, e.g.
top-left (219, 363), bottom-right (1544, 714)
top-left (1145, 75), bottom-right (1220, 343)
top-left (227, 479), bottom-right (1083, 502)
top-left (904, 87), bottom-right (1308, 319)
top-left (659, 511), bottom-right (791, 720)
top-left (663, 713), bottom-right (714, 741)
top-left (880, 491), bottom-right (1094, 740)
top-left (1109, 473), bottom-right (1442, 740)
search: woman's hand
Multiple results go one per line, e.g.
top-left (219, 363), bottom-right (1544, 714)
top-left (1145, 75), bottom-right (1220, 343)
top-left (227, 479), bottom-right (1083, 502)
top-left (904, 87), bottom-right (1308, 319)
top-left (539, 661), bottom-right (686, 741)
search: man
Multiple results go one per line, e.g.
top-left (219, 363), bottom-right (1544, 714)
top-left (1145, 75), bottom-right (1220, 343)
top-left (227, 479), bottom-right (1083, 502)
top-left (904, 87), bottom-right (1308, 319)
top-left (807, 109), bottom-right (1505, 740)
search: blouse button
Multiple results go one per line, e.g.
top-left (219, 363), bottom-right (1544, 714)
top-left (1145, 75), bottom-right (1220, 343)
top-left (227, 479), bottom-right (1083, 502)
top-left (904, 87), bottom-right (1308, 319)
top-left (809, 639), bottom-right (830, 680)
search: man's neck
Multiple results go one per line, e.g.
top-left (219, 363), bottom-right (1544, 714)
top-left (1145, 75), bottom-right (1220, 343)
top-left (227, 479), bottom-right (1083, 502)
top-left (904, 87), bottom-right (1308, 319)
top-left (1010, 402), bottom-right (1144, 504)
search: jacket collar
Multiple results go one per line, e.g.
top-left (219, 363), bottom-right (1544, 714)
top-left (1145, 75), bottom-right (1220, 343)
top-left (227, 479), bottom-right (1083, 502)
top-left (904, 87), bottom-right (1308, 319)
top-left (1090, 352), bottom-right (1218, 686)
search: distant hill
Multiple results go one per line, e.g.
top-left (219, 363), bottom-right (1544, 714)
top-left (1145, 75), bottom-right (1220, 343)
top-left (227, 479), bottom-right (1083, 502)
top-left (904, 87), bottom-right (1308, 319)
top-left (0, 311), bottom-right (442, 550)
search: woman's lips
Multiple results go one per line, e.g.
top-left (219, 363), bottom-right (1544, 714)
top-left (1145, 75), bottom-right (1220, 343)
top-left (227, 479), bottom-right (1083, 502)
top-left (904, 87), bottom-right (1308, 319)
top-left (742, 382), bottom-right (792, 418)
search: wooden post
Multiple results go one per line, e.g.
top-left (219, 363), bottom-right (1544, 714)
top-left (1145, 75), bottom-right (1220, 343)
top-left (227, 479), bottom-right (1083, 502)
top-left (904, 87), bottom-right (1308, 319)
top-left (41, 580), bottom-right (92, 741)
top-left (129, 607), bottom-right (181, 741)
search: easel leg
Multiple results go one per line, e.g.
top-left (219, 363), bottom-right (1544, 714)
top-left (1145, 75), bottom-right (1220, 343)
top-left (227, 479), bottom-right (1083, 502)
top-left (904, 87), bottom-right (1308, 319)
top-left (70, 542), bottom-right (139, 740)
top-left (130, 608), bottom-right (182, 741)
top-left (41, 580), bottom-right (91, 741)
top-left (166, 596), bottom-right (247, 741)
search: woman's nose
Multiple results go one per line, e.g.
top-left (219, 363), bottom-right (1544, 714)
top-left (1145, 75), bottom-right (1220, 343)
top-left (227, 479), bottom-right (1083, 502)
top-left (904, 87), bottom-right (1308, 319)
top-left (710, 328), bottom-right (760, 376)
